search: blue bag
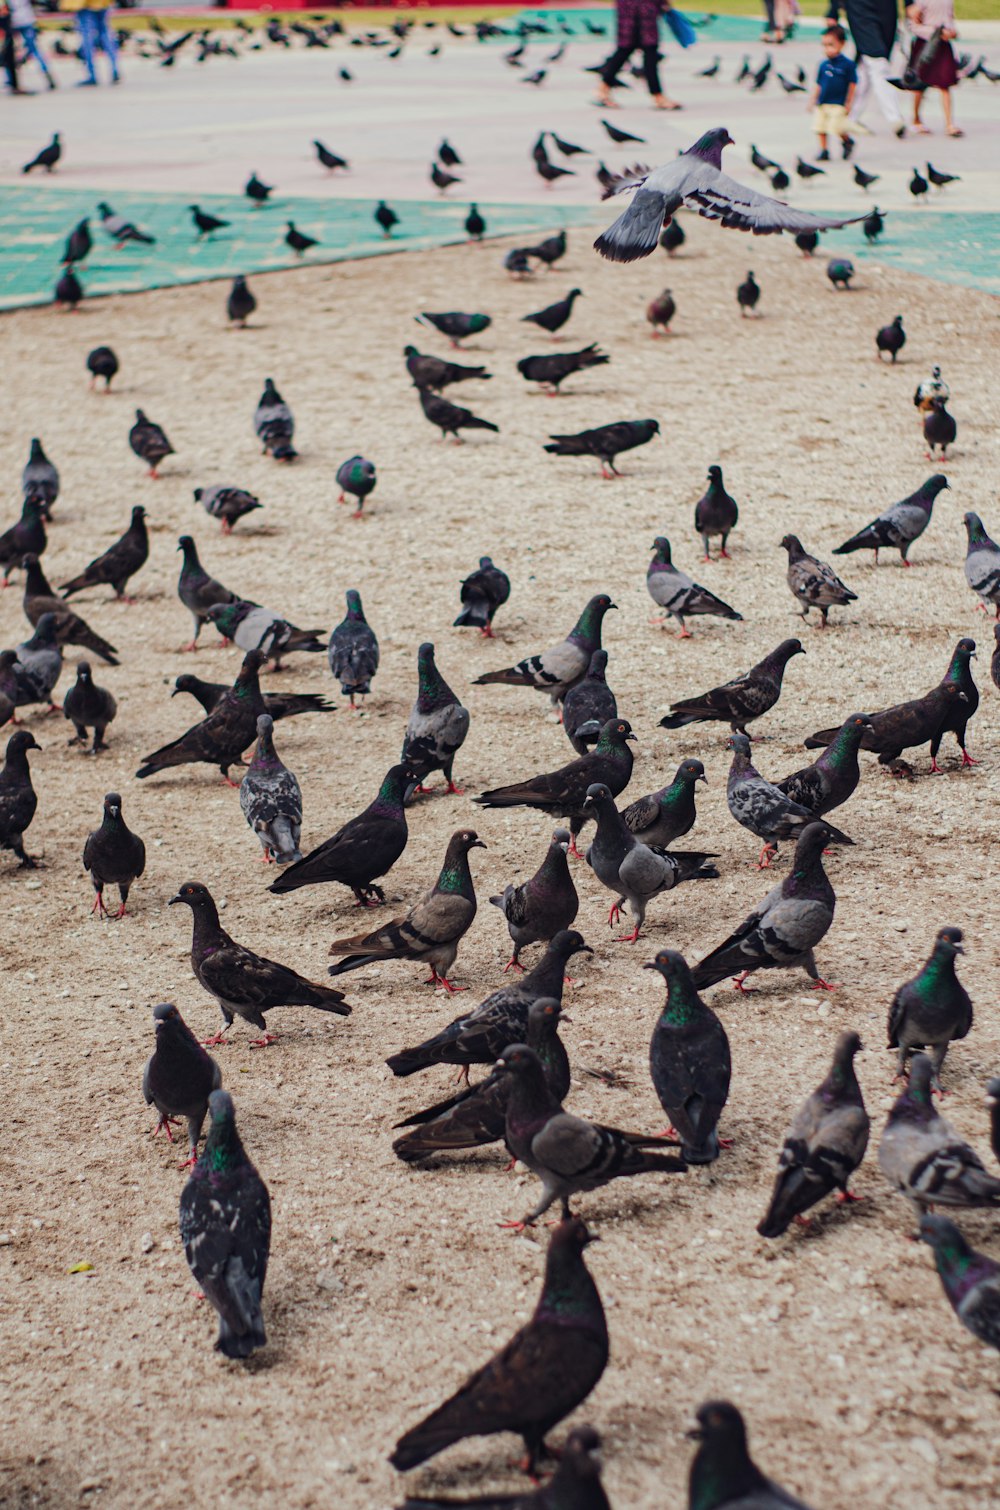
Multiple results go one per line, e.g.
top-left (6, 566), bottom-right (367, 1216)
top-left (663, 8), bottom-right (698, 47)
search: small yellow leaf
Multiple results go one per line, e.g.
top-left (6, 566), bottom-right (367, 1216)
top-left (68, 1262), bottom-right (94, 1274)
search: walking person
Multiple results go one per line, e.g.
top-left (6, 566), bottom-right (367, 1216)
top-left (1, 0), bottom-right (26, 94)
top-left (11, 0), bottom-right (55, 88)
top-left (845, 0), bottom-right (905, 136)
top-left (64, 0), bottom-right (119, 87)
top-left (809, 24), bottom-right (857, 160)
top-left (595, 0), bottom-right (682, 111)
top-left (907, 0), bottom-right (962, 135)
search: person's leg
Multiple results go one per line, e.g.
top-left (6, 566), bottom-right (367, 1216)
top-left (596, 42), bottom-right (632, 103)
top-left (1, 16), bottom-right (17, 91)
top-left (849, 55), bottom-right (871, 122)
top-left (19, 25), bottom-right (54, 83)
top-left (940, 87), bottom-right (958, 133)
top-left (76, 11), bottom-right (97, 83)
top-left (816, 132), bottom-right (828, 157)
top-left (868, 53), bottom-right (903, 127)
top-left (94, 9), bottom-right (118, 79)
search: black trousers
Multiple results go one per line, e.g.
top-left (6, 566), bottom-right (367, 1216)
top-left (1, 13), bottom-right (18, 92)
top-left (601, 40), bottom-right (662, 95)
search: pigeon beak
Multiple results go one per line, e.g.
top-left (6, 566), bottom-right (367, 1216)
top-left (167, 894), bottom-right (183, 906)
top-left (470, 839), bottom-right (487, 850)
top-left (954, 944), bottom-right (965, 955)
top-left (698, 774), bottom-right (708, 785)
top-left (169, 687), bottom-right (181, 697)
top-left (684, 1427), bottom-right (704, 1442)
top-left (575, 943), bottom-right (594, 956)
top-left (641, 962), bottom-right (659, 972)
top-left (625, 731), bottom-right (637, 743)
top-left (559, 1013), bottom-right (574, 1025)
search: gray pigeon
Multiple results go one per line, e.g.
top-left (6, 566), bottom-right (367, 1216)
top-left (490, 828), bottom-right (579, 972)
top-left (176, 535), bottom-right (240, 650)
top-left (622, 759), bottom-right (706, 849)
top-left (474, 594), bottom-right (616, 704)
top-left (887, 926), bottom-right (972, 1087)
top-left (594, 127), bottom-right (862, 263)
top-left (645, 949), bottom-right (731, 1165)
top-left (63, 660), bottom-right (117, 754)
top-left (239, 714), bottom-right (302, 865)
top-left (917, 1215), bottom-right (1000, 1355)
top-left (336, 456), bottom-right (377, 517)
top-left (879, 1054), bottom-right (1000, 1216)
top-left (757, 1030), bottom-right (869, 1236)
top-left (254, 378), bottom-right (297, 462)
top-left (10, 613), bottom-right (62, 710)
top-left (692, 822), bottom-right (838, 992)
top-left (194, 485), bottom-right (262, 535)
top-left (726, 733), bottom-right (852, 867)
top-left (328, 589), bottom-right (379, 707)
top-left (561, 649), bottom-right (617, 756)
top-left (646, 537), bottom-right (742, 636)
top-left (204, 601), bottom-right (324, 669)
top-left (400, 642), bottom-right (470, 798)
top-left (583, 782), bottom-right (719, 942)
top-left (834, 475), bottom-right (949, 565)
top-left (687, 1401), bottom-right (817, 1510)
top-left (780, 534), bottom-right (857, 627)
top-left (22, 438), bottom-right (59, 517)
top-left (963, 512), bottom-right (1000, 616)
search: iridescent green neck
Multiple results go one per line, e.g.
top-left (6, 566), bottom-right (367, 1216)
top-left (437, 856), bottom-right (471, 894)
top-left (202, 1119), bottom-right (244, 1174)
top-left (660, 973), bottom-right (701, 1026)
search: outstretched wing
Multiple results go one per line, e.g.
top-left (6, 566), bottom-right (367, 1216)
top-left (684, 170), bottom-right (863, 235)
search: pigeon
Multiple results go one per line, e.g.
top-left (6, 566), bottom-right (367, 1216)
top-left (584, 784), bottom-right (719, 942)
top-left (855, 165), bottom-right (880, 191)
top-left (313, 141), bottom-right (348, 171)
top-left (737, 270), bottom-right (760, 316)
top-left (517, 345), bottom-right (609, 393)
top-left (660, 219), bottom-right (686, 255)
top-left (923, 395), bottom-right (956, 460)
top-left (726, 733), bottom-right (853, 868)
top-left (927, 161), bottom-right (960, 189)
top-left (887, 927), bottom-right (972, 1087)
top-left (390, 1218), bottom-right (608, 1475)
top-left (285, 221), bottom-right (318, 255)
top-left (328, 830), bottom-right (485, 991)
top-left (96, 202), bottom-right (154, 248)
top-left (917, 1215), bottom-right (1000, 1354)
top-left (171, 882), bottom-right (351, 1045)
top-left (4, 615), bottom-right (62, 713)
top-left (190, 205), bottom-right (230, 237)
top-left (562, 650), bottom-right (617, 756)
top-left (698, 56), bottom-right (721, 77)
top-left (776, 714), bottom-right (872, 816)
top-left (401, 643), bottom-right (470, 798)
top-left (796, 157), bottom-right (825, 181)
top-left (645, 949), bottom-right (731, 1164)
top-left (63, 219), bottom-right (92, 265)
top-left (179, 1090), bottom-right (271, 1358)
top-left (660, 638), bottom-right (803, 735)
top-left (913, 364), bottom-right (949, 414)
top-left (525, 231), bottom-right (568, 269)
top-left (536, 158), bottom-right (575, 185)
top-left (876, 315), bottom-right (906, 363)
top-left (694, 465), bottom-right (739, 559)
top-left (336, 456), bottom-right (377, 518)
top-left (417, 311), bottom-right (491, 347)
top-left (245, 172), bottom-right (273, 206)
top-left (226, 275), bottom-right (257, 328)
top-left (22, 556), bottom-right (119, 665)
top-left (475, 594), bottom-right (615, 703)
top-left (22, 134), bottom-right (61, 174)
top-left (0, 731), bottom-right (41, 868)
top-left (804, 679), bottom-right (967, 776)
top-left (137, 650), bottom-right (266, 785)
top-left (454, 557), bottom-right (510, 636)
top-left (22, 438), bottom-right (59, 517)
top-left (269, 763), bottom-right (410, 906)
top-left (879, 1054), bottom-right (1000, 1215)
top-left (601, 119), bottom-right (645, 145)
top-left (863, 206), bottom-right (886, 242)
top-left (909, 167), bottom-right (929, 200)
top-left (544, 419), bottom-right (660, 478)
top-left (827, 258), bottom-right (854, 290)
top-left (496, 1045), bottom-right (686, 1225)
top-left (328, 589), bottom-right (379, 707)
top-left (239, 715), bottom-right (302, 865)
top-left (646, 537), bottom-right (742, 637)
top-left (194, 485), bottom-right (262, 536)
top-left (750, 144), bottom-right (780, 173)
top-left (431, 162), bottom-right (462, 192)
top-left (55, 269), bottom-right (83, 311)
top-left (405, 346), bottom-right (491, 393)
top-left (490, 830), bottom-right (579, 973)
top-left (521, 288), bottom-right (582, 336)
top-left (595, 162), bottom-right (616, 193)
top-left (622, 759), bottom-right (706, 849)
top-left (594, 128), bottom-right (862, 263)
top-left (418, 387), bottom-right (499, 441)
top-left (64, 661), bottom-right (117, 755)
top-left (757, 1030), bottom-right (870, 1236)
top-left (833, 474), bottom-right (948, 565)
top-left (506, 248), bottom-right (536, 282)
top-left (778, 71), bottom-right (807, 93)
top-left (386, 931), bottom-right (592, 1079)
top-left (128, 410), bottom-right (174, 478)
top-left (687, 1401), bottom-right (816, 1509)
top-left (794, 229), bottom-right (819, 258)
top-left (780, 534), bottom-right (857, 627)
top-left (376, 201), bottom-right (400, 237)
top-left (476, 719), bottom-right (636, 857)
top-left (692, 822), bottom-right (838, 993)
top-left (83, 791), bottom-right (145, 916)
top-left (438, 138), bottom-right (462, 167)
top-left (0, 499), bottom-right (46, 585)
top-left (203, 602), bottom-right (325, 670)
top-left (143, 1003), bottom-right (222, 1161)
top-left (175, 535), bottom-right (239, 649)
top-left (963, 512), bottom-right (1000, 617)
top-left (60, 506), bottom-right (148, 602)
top-left (521, 68), bottom-right (547, 85)
top-left (86, 346), bottom-right (118, 392)
top-left (254, 378), bottom-right (297, 462)
top-left (646, 289), bottom-right (676, 336)
top-left (392, 998), bottom-right (570, 1163)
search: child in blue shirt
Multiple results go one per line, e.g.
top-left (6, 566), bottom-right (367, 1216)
top-left (809, 24), bottom-right (857, 161)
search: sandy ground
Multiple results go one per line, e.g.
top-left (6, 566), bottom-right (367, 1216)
top-left (2, 218), bottom-right (1000, 1510)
